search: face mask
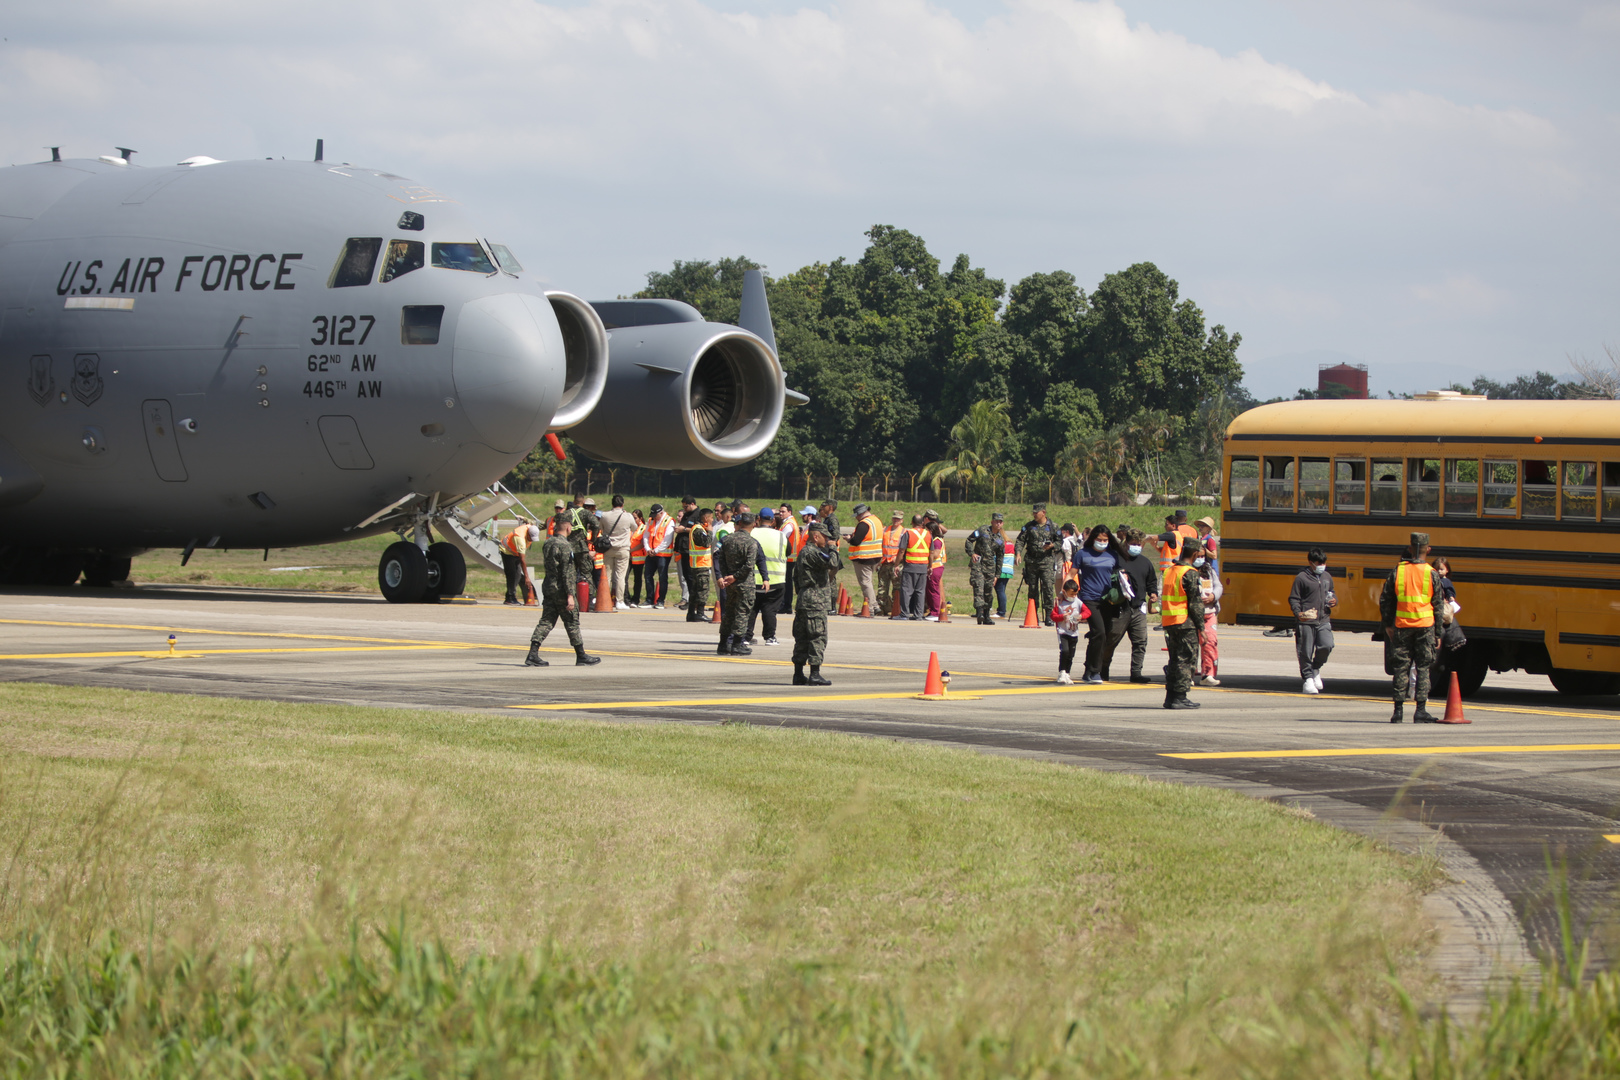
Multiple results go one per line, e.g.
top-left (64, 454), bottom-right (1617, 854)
top-left (1093, 540), bottom-right (1108, 552)
top-left (1194, 557), bottom-right (1206, 567)
top-left (1312, 564), bottom-right (1325, 575)
top-left (1127, 544), bottom-right (1142, 557)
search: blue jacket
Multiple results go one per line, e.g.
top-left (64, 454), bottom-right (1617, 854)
top-left (1075, 547), bottom-right (1118, 603)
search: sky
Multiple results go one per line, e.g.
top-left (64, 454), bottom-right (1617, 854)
top-left (2, 0), bottom-right (1615, 399)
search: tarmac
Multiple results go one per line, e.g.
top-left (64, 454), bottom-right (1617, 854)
top-left (3, 582), bottom-right (1618, 1003)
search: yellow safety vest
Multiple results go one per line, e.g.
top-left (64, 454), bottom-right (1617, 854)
top-left (849, 514), bottom-right (884, 560)
top-left (754, 527), bottom-right (787, 587)
top-left (904, 527), bottom-right (930, 565)
top-left (1161, 564), bottom-right (1191, 627)
top-left (1394, 561), bottom-right (1435, 628)
top-left (929, 535), bottom-right (946, 569)
top-left (690, 529), bottom-right (712, 570)
top-left (630, 525), bottom-right (646, 565)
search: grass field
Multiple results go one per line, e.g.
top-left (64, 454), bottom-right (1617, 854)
top-left (127, 494), bottom-right (1215, 611)
top-left (0, 682), bottom-right (1615, 1075)
top-left (0, 680), bottom-right (1429, 1076)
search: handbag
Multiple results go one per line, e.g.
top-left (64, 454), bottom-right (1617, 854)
top-left (591, 534), bottom-right (612, 553)
top-left (1102, 570), bottom-right (1124, 607)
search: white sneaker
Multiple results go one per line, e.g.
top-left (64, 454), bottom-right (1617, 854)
top-left (615, 601), bottom-right (628, 611)
top-left (763, 638), bottom-right (778, 646)
top-left (1303, 679), bottom-right (1319, 695)
top-left (1314, 674), bottom-right (1325, 691)
top-left (1198, 674), bottom-right (1221, 687)
top-left (925, 615), bottom-right (939, 622)
top-left (1056, 671), bottom-right (1073, 685)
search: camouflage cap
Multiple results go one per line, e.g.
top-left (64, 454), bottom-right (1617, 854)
top-left (552, 512), bottom-right (571, 527)
top-left (991, 512), bottom-right (1004, 521)
top-left (1410, 531), bottom-right (1431, 549)
top-left (582, 498), bottom-right (596, 508)
top-left (806, 522), bottom-right (829, 536)
top-left (891, 509), bottom-right (904, 518)
top-left (1182, 537), bottom-right (1203, 555)
top-left (1032, 502), bottom-right (1047, 512)
top-left (923, 508), bottom-right (939, 520)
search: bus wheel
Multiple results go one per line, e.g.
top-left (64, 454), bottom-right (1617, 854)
top-left (1454, 644), bottom-right (1488, 698)
top-left (1548, 669), bottom-right (1620, 696)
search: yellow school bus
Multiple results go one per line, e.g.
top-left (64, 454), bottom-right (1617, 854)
top-left (1219, 397), bottom-right (1620, 696)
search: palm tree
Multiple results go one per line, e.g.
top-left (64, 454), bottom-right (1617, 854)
top-left (920, 399), bottom-right (1012, 499)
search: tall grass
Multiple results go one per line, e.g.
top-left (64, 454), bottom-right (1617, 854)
top-left (0, 681), bottom-right (1593, 1078)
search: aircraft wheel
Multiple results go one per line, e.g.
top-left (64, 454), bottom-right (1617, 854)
top-left (1548, 668), bottom-right (1620, 696)
top-left (83, 555), bottom-right (132, 587)
top-left (378, 542), bottom-right (428, 604)
top-left (422, 543), bottom-right (467, 602)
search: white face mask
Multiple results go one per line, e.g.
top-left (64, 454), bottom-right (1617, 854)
top-left (1194, 557), bottom-right (1206, 567)
top-left (1312, 564), bottom-right (1325, 574)
top-left (1127, 544), bottom-right (1142, 557)
top-left (1093, 540), bottom-right (1108, 552)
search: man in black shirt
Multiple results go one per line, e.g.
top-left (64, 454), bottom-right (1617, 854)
top-left (1102, 527), bottom-right (1159, 683)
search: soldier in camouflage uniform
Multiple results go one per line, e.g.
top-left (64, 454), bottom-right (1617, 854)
top-left (716, 512), bottom-right (766, 656)
top-left (1378, 531), bottom-right (1445, 723)
top-left (1161, 537), bottom-right (1206, 708)
top-left (1016, 503), bottom-right (1061, 626)
top-left (525, 516), bottom-right (601, 667)
top-left (965, 512), bottom-right (1005, 625)
top-left (791, 522), bottom-right (844, 685)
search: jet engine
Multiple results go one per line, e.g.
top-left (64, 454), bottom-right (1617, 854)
top-left (542, 291), bottom-right (610, 429)
top-left (566, 298), bottom-right (786, 470)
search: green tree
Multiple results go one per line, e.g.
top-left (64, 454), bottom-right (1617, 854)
top-left (637, 257), bottom-right (762, 323)
top-left (1078, 263), bottom-right (1243, 428)
top-left (918, 400), bottom-right (1012, 498)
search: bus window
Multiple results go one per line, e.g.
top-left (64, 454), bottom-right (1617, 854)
top-left (1228, 457), bottom-right (1259, 510)
top-left (1563, 461), bottom-right (1597, 520)
top-left (1264, 457), bottom-right (1296, 511)
top-left (1299, 458), bottom-right (1330, 511)
top-left (1334, 458), bottom-right (1366, 511)
top-left (1371, 460), bottom-right (1402, 514)
top-left (1444, 459), bottom-right (1478, 517)
top-left (1522, 459), bottom-right (1556, 518)
top-left (1483, 460), bottom-right (1517, 515)
top-left (1407, 458), bottom-right (1440, 515)
top-left (1605, 463), bottom-right (1620, 521)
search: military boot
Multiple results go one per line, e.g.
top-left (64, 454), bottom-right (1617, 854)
top-left (731, 638), bottom-right (753, 656)
top-left (1164, 694), bottom-right (1200, 710)
top-left (524, 644), bottom-right (548, 667)
top-left (575, 647), bottom-right (600, 666)
top-left (1389, 702), bottom-right (1405, 724)
top-left (808, 666), bottom-right (832, 686)
top-left (1413, 701), bottom-right (1439, 723)
top-left (793, 664), bottom-right (809, 686)
top-left (717, 636), bottom-right (732, 656)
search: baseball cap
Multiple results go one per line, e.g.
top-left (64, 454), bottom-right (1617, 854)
top-left (758, 508), bottom-right (775, 520)
top-left (891, 509), bottom-right (904, 518)
top-left (582, 498), bottom-right (596, 508)
top-left (553, 500), bottom-right (565, 509)
top-left (801, 505), bottom-right (817, 516)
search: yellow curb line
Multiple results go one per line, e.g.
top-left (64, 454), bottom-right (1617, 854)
top-left (1163, 743), bottom-right (1620, 760)
top-left (513, 683), bottom-right (1154, 710)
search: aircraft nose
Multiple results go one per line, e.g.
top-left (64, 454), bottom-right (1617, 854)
top-left (452, 293), bottom-right (565, 454)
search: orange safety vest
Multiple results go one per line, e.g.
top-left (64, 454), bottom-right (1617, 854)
top-left (881, 525), bottom-right (904, 561)
top-left (781, 517), bottom-right (802, 559)
top-left (1175, 524), bottom-right (1197, 542)
top-left (593, 548), bottom-right (604, 570)
top-left (546, 517), bottom-right (557, 536)
top-left (645, 515), bottom-right (670, 553)
top-left (1394, 561), bottom-right (1435, 628)
top-left (929, 534), bottom-right (946, 569)
top-left (503, 528), bottom-right (529, 557)
top-left (904, 527), bottom-right (930, 565)
top-left (690, 529), bottom-right (713, 570)
top-left (849, 513), bottom-right (884, 560)
top-left (630, 525), bottom-right (646, 565)
top-left (1157, 532), bottom-right (1182, 581)
top-left (1161, 564), bottom-right (1192, 627)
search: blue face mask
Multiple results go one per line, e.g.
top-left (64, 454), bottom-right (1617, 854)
top-left (1127, 544), bottom-right (1142, 557)
top-left (1093, 540), bottom-right (1108, 552)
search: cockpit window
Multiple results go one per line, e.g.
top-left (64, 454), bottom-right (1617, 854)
top-left (431, 242), bottom-right (496, 274)
top-left (379, 239), bottom-right (424, 283)
top-left (487, 242), bottom-right (523, 274)
top-left (329, 237), bottom-right (382, 288)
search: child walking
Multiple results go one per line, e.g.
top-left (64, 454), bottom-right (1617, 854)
top-left (1052, 578), bottom-right (1091, 685)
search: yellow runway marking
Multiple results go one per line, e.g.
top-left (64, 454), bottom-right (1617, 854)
top-left (1203, 685), bottom-right (1620, 722)
top-left (1164, 743), bottom-right (1620, 760)
top-left (0, 618), bottom-right (1047, 681)
top-left (1606, 835), bottom-right (1620, 844)
top-left (0, 645), bottom-right (476, 660)
top-left (514, 683), bottom-right (1155, 710)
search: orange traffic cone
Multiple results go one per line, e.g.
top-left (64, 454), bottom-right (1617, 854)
top-left (1439, 671), bottom-right (1471, 724)
top-left (595, 568), bottom-right (613, 612)
top-left (890, 590), bottom-right (901, 617)
top-left (938, 601), bottom-right (951, 623)
top-left (1020, 598), bottom-right (1040, 628)
top-left (836, 585), bottom-right (850, 615)
top-left (919, 651), bottom-right (946, 698)
top-left (857, 596), bottom-right (871, 618)
top-left (711, 592), bottom-right (722, 623)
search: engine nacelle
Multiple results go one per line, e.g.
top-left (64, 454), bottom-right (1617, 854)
top-left (567, 299), bottom-right (785, 470)
top-left (543, 291), bottom-right (610, 429)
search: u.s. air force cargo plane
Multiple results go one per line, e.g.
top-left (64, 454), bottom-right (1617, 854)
top-left (0, 148), bottom-right (797, 601)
